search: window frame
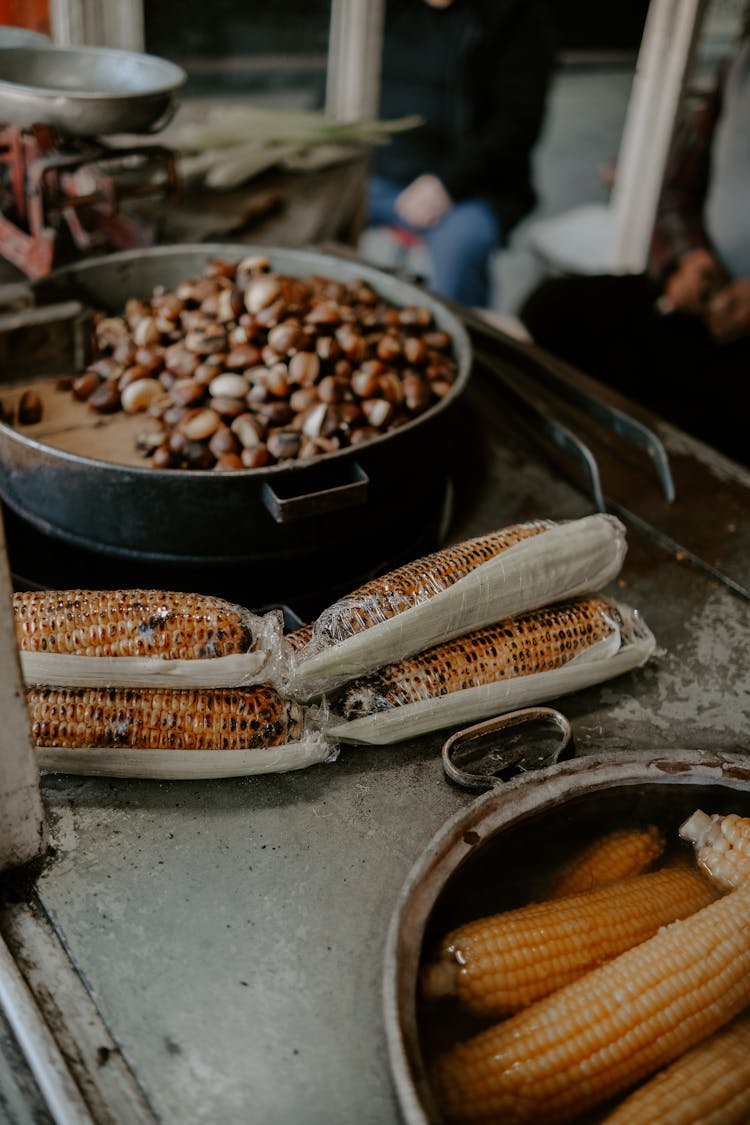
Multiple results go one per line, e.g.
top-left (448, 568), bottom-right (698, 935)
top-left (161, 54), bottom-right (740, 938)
top-left (609, 0), bottom-right (711, 271)
top-left (47, 0), bottom-right (711, 268)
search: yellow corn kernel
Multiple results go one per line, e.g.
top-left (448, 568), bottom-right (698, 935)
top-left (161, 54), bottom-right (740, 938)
top-left (431, 885), bottom-right (750, 1125)
top-left (680, 810), bottom-right (750, 890)
top-left (338, 596), bottom-right (618, 718)
top-left (314, 521), bottom-right (551, 644)
top-left (27, 684), bottom-right (303, 751)
top-left (600, 1012), bottom-right (750, 1124)
top-left (13, 588), bottom-right (254, 660)
top-left (422, 866), bottom-right (716, 1019)
top-left (547, 825), bottom-right (665, 898)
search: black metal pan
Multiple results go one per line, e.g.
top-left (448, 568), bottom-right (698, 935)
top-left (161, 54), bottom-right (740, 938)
top-left (0, 244), bottom-right (472, 565)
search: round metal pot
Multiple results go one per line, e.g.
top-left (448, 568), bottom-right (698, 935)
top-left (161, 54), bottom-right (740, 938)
top-left (0, 46), bottom-right (186, 135)
top-left (0, 244), bottom-right (472, 564)
top-left (383, 750), bottom-right (750, 1125)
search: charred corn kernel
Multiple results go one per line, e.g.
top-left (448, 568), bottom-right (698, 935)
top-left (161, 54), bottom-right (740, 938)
top-left (547, 825), bottom-right (666, 897)
top-left (285, 623), bottom-right (314, 653)
top-left (314, 521), bottom-right (552, 644)
top-left (338, 596), bottom-right (618, 718)
top-left (422, 866), bottom-right (716, 1019)
top-left (27, 684), bottom-right (303, 750)
top-left (431, 884), bottom-right (750, 1125)
top-left (13, 588), bottom-right (255, 660)
top-left (600, 1013), bottom-right (750, 1124)
top-left (680, 810), bottom-right (750, 890)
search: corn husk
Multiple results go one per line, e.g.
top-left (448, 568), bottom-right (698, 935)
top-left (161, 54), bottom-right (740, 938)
top-left (33, 697), bottom-right (335, 779)
top-left (326, 602), bottom-right (655, 745)
top-left (19, 605), bottom-right (285, 690)
top-left (289, 514), bottom-right (628, 699)
top-left (36, 737), bottom-right (334, 780)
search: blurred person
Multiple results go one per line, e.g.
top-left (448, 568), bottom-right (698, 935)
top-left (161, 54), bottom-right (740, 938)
top-left (369, 0), bottom-right (555, 308)
top-left (520, 15), bottom-right (750, 466)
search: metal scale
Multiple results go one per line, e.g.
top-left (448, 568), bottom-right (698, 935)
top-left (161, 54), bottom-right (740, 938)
top-left (0, 43), bottom-right (185, 278)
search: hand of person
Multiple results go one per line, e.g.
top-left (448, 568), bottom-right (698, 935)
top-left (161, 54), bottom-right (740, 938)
top-left (661, 248), bottom-right (725, 316)
top-left (704, 278), bottom-right (750, 344)
top-left (395, 174), bottom-right (453, 229)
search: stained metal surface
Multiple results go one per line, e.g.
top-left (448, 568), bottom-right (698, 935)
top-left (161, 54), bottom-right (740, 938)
top-left (0, 930), bottom-right (93, 1124)
top-left (0, 900), bottom-right (155, 1124)
top-left (473, 346), bottom-right (606, 513)
top-left (2, 334), bottom-right (750, 1122)
top-left (0, 1003), bottom-right (53, 1125)
top-left (464, 317), bottom-right (750, 597)
top-left (465, 311), bottom-right (676, 503)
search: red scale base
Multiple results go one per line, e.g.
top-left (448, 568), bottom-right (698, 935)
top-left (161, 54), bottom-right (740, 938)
top-left (0, 123), bottom-right (178, 278)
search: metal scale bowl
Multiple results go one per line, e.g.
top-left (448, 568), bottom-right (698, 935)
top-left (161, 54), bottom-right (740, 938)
top-left (0, 44), bottom-right (186, 277)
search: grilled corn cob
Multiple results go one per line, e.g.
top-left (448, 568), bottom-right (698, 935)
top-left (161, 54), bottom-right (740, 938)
top-left (13, 589), bottom-right (255, 660)
top-left (599, 1013), bottom-right (750, 1124)
top-left (680, 810), bottom-right (750, 890)
top-left (338, 596), bottom-right (618, 719)
top-left (422, 866), bottom-right (716, 1019)
top-left (290, 514), bottom-right (629, 698)
top-left (313, 521), bottom-right (552, 644)
top-left (431, 884), bottom-right (750, 1125)
top-left (27, 684), bottom-right (304, 750)
top-left (547, 825), bottom-right (666, 897)
top-left (284, 623), bottom-right (315, 654)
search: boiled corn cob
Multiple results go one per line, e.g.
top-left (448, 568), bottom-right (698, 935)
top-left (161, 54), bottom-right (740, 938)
top-left (431, 884), bottom-right (750, 1125)
top-left (599, 1012), bottom-right (750, 1124)
top-left (422, 866), bottom-right (716, 1019)
top-left (338, 596), bottom-right (618, 719)
top-left (680, 810), bottom-right (750, 890)
top-left (27, 684), bottom-right (304, 750)
top-left (13, 589), bottom-right (256, 660)
top-left (546, 825), bottom-right (665, 898)
top-left (313, 521), bottom-right (552, 644)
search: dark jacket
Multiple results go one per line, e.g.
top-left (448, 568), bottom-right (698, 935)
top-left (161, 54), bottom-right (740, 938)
top-left (373, 0), bottom-right (556, 232)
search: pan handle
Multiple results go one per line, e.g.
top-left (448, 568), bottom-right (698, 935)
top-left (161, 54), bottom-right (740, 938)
top-left (261, 462), bottom-right (369, 524)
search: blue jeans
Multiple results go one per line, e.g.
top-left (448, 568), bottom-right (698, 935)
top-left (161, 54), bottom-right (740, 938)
top-left (368, 175), bottom-right (501, 308)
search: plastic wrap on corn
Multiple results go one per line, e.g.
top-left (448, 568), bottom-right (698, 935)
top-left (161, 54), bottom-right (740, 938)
top-left (30, 682), bottom-right (334, 780)
top-left (326, 595), bottom-right (655, 745)
top-left (14, 588), bottom-right (286, 690)
top-left (287, 514), bottom-right (628, 698)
